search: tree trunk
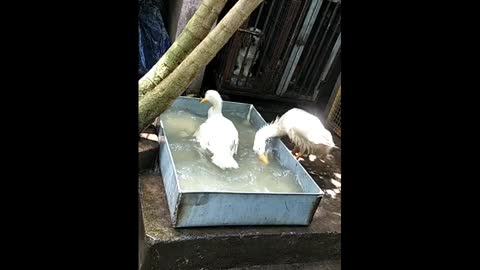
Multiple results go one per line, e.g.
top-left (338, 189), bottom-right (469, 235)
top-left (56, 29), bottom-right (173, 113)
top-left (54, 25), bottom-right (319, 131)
top-left (139, 0), bottom-right (264, 132)
top-left (138, 0), bottom-right (228, 99)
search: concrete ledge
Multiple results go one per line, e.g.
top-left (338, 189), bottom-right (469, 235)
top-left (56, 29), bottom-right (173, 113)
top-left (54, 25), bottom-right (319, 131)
top-left (139, 173), bottom-right (340, 270)
top-left (226, 260), bottom-right (340, 270)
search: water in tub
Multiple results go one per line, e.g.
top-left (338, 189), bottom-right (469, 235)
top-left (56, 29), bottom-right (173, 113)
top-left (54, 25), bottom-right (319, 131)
top-left (160, 109), bottom-right (303, 193)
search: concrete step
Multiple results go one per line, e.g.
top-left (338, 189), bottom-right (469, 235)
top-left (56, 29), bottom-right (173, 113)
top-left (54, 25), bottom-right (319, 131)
top-left (225, 260), bottom-right (340, 270)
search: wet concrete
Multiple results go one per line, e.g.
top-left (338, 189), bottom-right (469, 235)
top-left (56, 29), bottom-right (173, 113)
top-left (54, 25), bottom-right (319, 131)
top-left (281, 137), bottom-right (341, 191)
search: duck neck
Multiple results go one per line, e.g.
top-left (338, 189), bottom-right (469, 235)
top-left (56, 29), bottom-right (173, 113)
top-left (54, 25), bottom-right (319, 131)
top-left (258, 121), bottom-right (282, 141)
top-left (208, 99), bottom-right (223, 116)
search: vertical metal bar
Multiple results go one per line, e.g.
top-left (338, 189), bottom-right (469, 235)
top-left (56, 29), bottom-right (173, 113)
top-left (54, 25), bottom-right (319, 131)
top-left (294, 0), bottom-right (332, 91)
top-left (277, 0), bottom-right (312, 63)
top-left (316, 13), bottom-right (341, 75)
top-left (276, 0), bottom-right (324, 96)
top-left (250, 40), bottom-right (263, 88)
top-left (218, 41), bottom-right (230, 87)
top-left (300, 1), bottom-right (338, 95)
top-left (320, 32), bottom-right (341, 82)
top-left (307, 14), bottom-right (340, 95)
top-left (313, 46), bottom-right (340, 101)
top-left (236, 1), bottom-right (265, 87)
top-left (252, 1), bottom-right (265, 29)
top-left (243, 1), bottom-right (267, 87)
top-left (279, 0), bottom-right (323, 91)
top-left (264, 0), bottom-right (302, 92)
top-left (300, 2), bottom-right (339, 95)
top-left (262, 0), bottom-right (275, 32)
top-left (237, 33), bottom-right (255, 86)
top-left (256, 0), bottom-right (286, 78)
top-left (236, 31), bottom-right (250, 87)
top-left (250, 0), bottom-right (275, 90)
top-left (224, 32), bottom-right (243, 84)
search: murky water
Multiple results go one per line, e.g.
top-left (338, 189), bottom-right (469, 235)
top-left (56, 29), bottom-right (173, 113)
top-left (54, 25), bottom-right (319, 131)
top-left (160, 109), bottom-right (303, 193)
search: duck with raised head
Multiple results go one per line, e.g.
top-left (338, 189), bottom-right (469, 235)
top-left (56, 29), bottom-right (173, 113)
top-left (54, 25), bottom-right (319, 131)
top-left (194, 90), bottom-right (240, 170)
top-left (253, 108), bottom-right (337, 164)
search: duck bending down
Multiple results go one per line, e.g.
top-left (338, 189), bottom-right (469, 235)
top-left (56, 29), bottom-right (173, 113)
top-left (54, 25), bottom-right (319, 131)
top-left (253, 108), bottom-right (338, 164)
top-left (194, 90), bottom-right (240, 169)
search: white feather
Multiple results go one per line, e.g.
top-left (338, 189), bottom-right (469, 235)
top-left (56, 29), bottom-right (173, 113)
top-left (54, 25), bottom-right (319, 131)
top-left (195, 90), bottom-right (240, 170)
top-left (253, 108), bottom-right (336, 157)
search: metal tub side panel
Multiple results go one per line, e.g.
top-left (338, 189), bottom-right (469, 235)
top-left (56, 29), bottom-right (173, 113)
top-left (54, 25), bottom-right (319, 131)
top-left (272, 139), bottom-right (323, 194)
top-left (170, 97), bottom-right (210, 116)
top-left (171, 96), bottom-right (252, 119)
top-left (249, 107), bottom-right (323, 195)
top-left (158, 121), bottom-right (181, 225)
top-left (175, 193), bottom-right (321, 228)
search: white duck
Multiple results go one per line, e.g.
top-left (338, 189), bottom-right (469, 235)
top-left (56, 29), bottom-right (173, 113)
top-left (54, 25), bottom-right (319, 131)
top-left (253, 108), bottom-right (337, 164)
top-left (194, 90), bottom-right (239, 169)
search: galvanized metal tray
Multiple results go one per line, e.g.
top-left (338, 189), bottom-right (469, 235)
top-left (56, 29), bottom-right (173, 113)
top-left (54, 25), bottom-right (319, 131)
top-left (158, 96), bottom-right (324, 227)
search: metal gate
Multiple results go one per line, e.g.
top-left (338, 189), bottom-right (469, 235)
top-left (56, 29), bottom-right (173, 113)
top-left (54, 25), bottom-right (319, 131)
top-left (213, 0), bottom-right (341, 108)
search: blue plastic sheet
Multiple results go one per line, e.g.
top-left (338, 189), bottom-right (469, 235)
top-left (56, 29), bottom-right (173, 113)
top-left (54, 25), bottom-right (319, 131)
top-left (139, 0), bottom-right (170, 78)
